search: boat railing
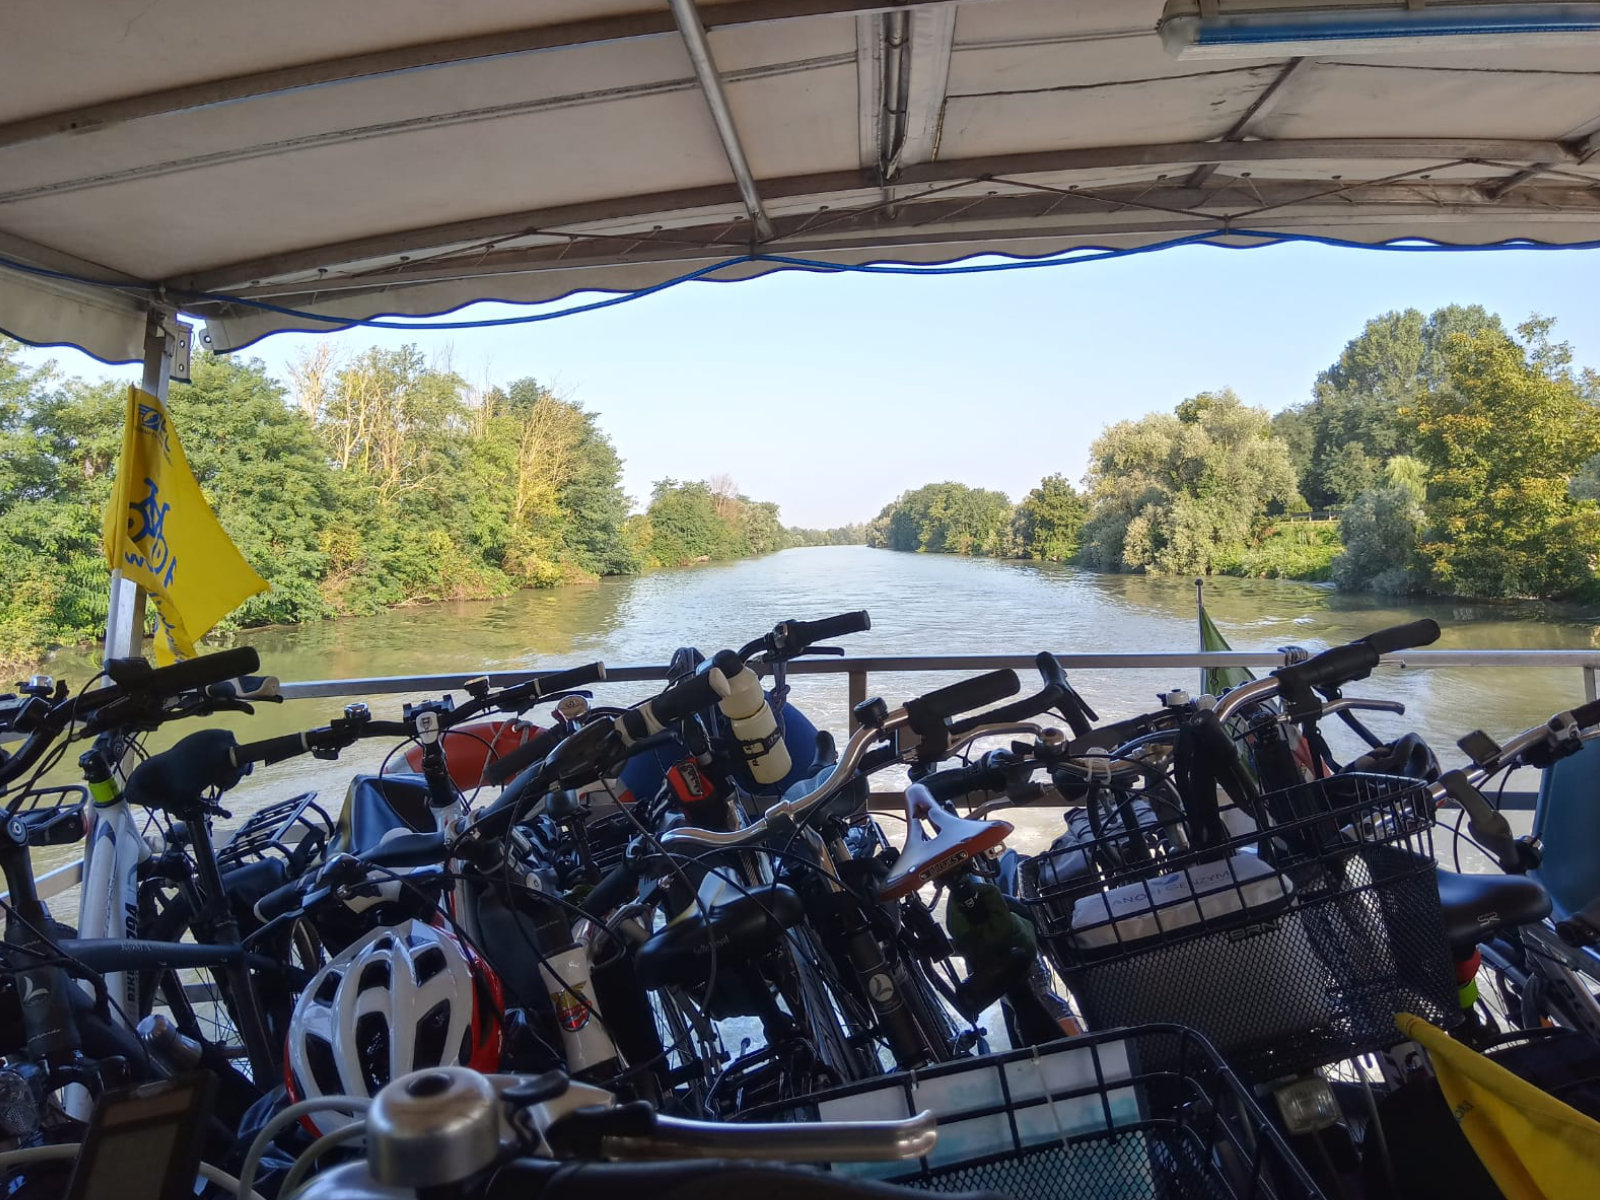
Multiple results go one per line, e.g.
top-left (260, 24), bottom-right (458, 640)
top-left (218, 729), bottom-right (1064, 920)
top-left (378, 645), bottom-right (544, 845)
top-left (17, 649), bottom-right (1599, 904)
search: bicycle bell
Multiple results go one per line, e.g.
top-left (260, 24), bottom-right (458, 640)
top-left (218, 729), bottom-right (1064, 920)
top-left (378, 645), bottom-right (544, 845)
top-left (367, 1067), bottom-right (501, 1189)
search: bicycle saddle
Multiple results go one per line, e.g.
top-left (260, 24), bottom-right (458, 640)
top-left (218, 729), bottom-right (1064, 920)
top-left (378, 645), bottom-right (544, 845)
top-left (635, 879), bottom-right (805, 992)
top-left (1435, 867), bottom-right (1551, 955)
top-left (879, 791), bottom-right (1012, 902)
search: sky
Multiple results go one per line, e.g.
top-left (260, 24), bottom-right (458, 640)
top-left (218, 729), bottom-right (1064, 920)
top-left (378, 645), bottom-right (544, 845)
top-left (19, 242), bottom-right (1600, 528)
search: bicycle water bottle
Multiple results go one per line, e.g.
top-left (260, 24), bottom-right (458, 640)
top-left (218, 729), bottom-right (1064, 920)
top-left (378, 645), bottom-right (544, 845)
top-left (718, 665), bottom-right (791, 785)
top-left (539, 942), bottom-right (622, 1085)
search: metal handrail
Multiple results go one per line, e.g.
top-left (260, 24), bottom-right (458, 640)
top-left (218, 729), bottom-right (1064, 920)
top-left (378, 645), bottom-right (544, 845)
top-left (13, 648), bottom-right (1597, 905)
top-left (273, 649), bottom-right (1600, 702)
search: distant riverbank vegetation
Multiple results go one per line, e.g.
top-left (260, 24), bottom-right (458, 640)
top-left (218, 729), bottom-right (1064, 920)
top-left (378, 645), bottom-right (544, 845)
top-left (0, 340), bottom-right (859, 669)
top-left (869, 306), bottom-right (1600, 604)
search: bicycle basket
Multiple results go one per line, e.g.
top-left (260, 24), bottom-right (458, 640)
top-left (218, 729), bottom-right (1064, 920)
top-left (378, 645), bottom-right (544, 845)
top-left (761, 1024), bottom-right (1323, 1200)
top-left (1023, 773), bottom-right (1457, 1080)
top-left (216, 791), bottom-right (335, 871)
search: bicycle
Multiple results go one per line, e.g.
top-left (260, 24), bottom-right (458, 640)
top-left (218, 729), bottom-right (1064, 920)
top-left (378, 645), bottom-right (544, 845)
top-left (0, 647), bottom-right (304, 1157)
top-left (271, 1025), bottom-right (1318, 1200)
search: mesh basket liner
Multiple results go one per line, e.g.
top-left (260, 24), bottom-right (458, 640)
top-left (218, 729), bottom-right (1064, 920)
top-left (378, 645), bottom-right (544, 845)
top-left (1024, 773), bottom-right (1458, 1079)
top-left (755, 1025), bottom-right (1319, 1200)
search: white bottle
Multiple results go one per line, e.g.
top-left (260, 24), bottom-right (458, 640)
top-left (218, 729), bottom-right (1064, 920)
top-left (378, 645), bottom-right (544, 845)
top-left (539, 941), bottom-right (621, 1084)
top-left (718, 667), bottom-right (792, 785)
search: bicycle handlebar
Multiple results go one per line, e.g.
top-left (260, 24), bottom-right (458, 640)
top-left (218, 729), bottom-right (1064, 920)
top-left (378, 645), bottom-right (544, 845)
top-left (229, 664), bottom-right (608, 772)
top-left (947, 652), bottom-right (1097, 737)
top-left (775, 609), bottom-right (871, 652)
top-left (1207, 620), bottom-right (1443, 726)
top-left (905, 669), bottom-right (1019, 737)
top-left (103, 646), bottom-right (262, 702)
top-left (452, 662), bottom-right (607, 725)
top-left (1271, 619), bottom-right (1440, 705)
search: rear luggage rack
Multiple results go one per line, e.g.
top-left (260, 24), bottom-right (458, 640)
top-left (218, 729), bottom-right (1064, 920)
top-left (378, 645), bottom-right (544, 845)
top-left (216, 791), bottom-right (335, 871)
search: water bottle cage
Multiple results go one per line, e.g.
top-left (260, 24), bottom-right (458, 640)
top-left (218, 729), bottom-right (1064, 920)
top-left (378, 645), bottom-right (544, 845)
top-left (738, 728), bottom-right (783, 759)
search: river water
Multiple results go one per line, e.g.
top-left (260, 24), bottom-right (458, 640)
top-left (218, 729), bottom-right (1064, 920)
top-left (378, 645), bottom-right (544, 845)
top-left (31, 546), bottom-right (1596, 881)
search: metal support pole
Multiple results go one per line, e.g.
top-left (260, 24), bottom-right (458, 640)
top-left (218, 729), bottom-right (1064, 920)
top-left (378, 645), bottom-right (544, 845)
top-left (847, 667), bottom-right (868, 730)
top-left (668, 0), bottom-right (775, 242)
top-left (103, 309), bottom-right (181, 664)
top-left (1585, 665), bottom-right (1597, 704)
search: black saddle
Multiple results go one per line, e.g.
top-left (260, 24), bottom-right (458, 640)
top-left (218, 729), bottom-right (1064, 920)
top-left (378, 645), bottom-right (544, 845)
top-left (634, 882), bottom-right (804, 992)
top-left (1435, 867), bottom-right (1551, 955)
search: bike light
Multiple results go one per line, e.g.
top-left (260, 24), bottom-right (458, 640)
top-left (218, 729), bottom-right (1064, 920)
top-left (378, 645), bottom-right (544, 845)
top-left (1159, 2), bottom-right (1600, 59)
top-left (1272, 1076), bottom-right (1341, 1135)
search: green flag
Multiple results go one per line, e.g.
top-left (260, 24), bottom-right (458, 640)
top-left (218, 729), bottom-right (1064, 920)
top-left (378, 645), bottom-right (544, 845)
top-left (1197, 579), bottom-right (1254, 696)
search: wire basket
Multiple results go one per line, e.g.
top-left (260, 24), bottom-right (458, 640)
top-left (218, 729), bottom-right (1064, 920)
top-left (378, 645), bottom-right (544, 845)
top-left (1022, 773), bottom-right (1457, 1080)
top-left (759, 1024), bottom-right (1323, 1199)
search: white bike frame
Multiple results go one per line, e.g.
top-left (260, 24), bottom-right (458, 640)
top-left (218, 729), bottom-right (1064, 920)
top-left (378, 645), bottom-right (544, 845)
top-left (75, 744), bottom-right (149, 1028)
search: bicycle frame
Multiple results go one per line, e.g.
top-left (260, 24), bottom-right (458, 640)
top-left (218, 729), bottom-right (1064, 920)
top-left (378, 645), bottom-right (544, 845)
top-left (76, 738), bottom-right (148, 1029)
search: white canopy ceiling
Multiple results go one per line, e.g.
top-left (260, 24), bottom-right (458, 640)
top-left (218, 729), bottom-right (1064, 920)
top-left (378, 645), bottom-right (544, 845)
top-left (3, 0), bottom-right (1598, 363)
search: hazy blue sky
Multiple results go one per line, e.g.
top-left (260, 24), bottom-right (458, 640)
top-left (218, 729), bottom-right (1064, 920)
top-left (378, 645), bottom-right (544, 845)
top-left (22, 242), bottom-right (1600, 527)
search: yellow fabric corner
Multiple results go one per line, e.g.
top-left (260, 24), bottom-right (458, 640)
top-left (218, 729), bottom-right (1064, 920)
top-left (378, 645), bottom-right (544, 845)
top-left (1397, 1013), bottom-right (1600, 1200)
top-left (102, 385), bottom-right (267, 664)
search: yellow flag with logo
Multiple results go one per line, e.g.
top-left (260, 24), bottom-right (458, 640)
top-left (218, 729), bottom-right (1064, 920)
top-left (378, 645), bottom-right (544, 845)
top-left (102, 385), bottom-right (267, 664)
top-left (1398, 1014), bottom-right (1600, 1200)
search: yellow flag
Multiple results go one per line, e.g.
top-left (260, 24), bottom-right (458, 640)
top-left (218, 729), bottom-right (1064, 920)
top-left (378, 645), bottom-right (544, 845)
top-left (1398, 1014), bottom-right (1600, 1200)
top-left (102, 385), bottom-right (268, 665)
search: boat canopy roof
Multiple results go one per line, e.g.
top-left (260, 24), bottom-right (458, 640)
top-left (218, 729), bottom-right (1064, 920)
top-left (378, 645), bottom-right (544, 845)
top-left (3, 0), bottom-right (1599, 363)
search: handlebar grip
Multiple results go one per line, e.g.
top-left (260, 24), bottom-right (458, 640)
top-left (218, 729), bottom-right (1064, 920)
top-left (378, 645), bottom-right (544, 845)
top-left (532, 661), bottom-right (606, 697)
top-left (1274, 620), bottom-right (1441, 699)
top-left (482, 725), bottom-right (565, 787)
top-left (788, 610), bottom-right (871, 647)
top-left (231, 731), bottom-right (309, 767)
top-left (363, 832), bottom-right (450, 870)
top-left (905, 669), bottom-right (1020, 737)
top-left (647, 667), bottom-right (730, 726)
top-left (580, 859), bottom-right (641, 918)
top-left (1570, 698), bottom-right (1600, 729)
top-left (253, 878), bottom-right (306, 923)
top-left (108, 646), bottom-right (262, 700)
top-left (1361, 619), bottom-right (1441, 656)
top-left (1278, 643), bottom-right (1376, 692)
top-left (1556, 895), bottom-right (1600, 949)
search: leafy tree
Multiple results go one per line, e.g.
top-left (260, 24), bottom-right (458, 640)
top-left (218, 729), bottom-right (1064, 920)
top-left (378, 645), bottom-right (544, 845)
top-left (785, 523), bottom-right (868, 546)
top-left (164, 354), bottom-right (339, 626)
top-left (1012, 474), bottom-right (1088, 561)
top-left (1333, 458), bottom-right (1428, 594)
top-left (1277, 306), bottom-right (1505, 505)
top-left (1411, 323), bottom-right (1600, 598)
top-left (559, 417), bottom-right (640, 575)
top-left (643, 480), bottom-right (737, 566)
top-left (869, 483), bottom-right (1013, 556)
top-left (0, 337), bottom-right (789, 671)
top-left (1079, 390), bottom-right (1298, 575)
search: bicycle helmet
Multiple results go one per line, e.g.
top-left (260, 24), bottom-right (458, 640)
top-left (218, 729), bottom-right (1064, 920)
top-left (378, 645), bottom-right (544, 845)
top-left (1347, 731), bottom-right (1442, 782)
top-left (285, 920), bottom-right (503, 1134)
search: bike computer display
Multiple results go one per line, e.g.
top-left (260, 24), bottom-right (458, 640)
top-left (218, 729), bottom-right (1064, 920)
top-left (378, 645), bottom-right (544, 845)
top-left (65, 1074), bottom-right (216, 1200)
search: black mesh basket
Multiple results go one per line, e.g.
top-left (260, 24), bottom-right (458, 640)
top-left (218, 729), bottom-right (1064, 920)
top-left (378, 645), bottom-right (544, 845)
top-left (759, 1024), bottom-right (1323, 1200)
top-left (1022, 773), bottom-right (1457, 1080)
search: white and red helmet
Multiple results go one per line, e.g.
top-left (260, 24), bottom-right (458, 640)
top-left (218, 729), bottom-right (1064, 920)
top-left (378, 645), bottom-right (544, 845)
top-left (285, 920), bottom-right (503, 1133)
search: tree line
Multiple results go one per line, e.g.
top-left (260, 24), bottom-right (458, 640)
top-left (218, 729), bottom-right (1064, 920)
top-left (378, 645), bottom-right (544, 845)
top-left (869, 306), bottom-right (1600, 603)
top-left (0, 341), bottom-right (852, 669)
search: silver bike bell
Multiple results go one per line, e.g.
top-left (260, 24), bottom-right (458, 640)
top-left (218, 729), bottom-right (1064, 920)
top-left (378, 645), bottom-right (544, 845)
top-left (367, 1067), bottom-right (501, 1189)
